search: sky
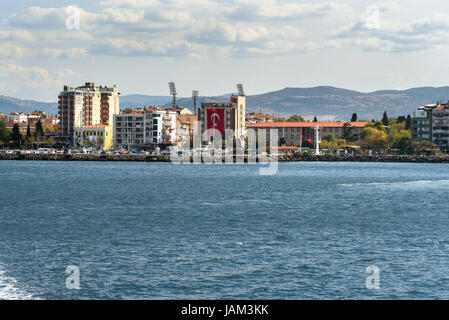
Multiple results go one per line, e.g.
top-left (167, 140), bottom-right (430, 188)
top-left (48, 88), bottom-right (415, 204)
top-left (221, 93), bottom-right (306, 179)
top-left (1, 0), bottom-right (449, 101)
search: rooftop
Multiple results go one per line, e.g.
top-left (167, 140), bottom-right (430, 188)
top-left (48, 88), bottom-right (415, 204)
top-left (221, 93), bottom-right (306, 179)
top-left (248, 121), bottom-right (369, 128)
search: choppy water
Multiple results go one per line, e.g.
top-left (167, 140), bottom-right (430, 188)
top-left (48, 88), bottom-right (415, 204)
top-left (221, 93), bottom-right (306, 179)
top-left (1, 161), bottom-right (449, 299)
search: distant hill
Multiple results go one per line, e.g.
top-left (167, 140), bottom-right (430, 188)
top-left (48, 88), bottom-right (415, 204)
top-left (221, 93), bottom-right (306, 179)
top-left (166, 86), bottom-right (449, 121)
top-left (3, 86), bottom-right (449, 120)
top-left (0, 95), bottom-right (57, 114)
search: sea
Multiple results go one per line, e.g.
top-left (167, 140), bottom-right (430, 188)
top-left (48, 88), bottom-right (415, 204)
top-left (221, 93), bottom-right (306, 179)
top-left (1, 160), bottom-right (449, 299)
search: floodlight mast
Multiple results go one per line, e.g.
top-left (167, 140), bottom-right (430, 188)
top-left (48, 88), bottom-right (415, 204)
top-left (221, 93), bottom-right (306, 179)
top-left (192, 90), bottom-right (199, 115)
top-left (236, 84), bottom-right (245, 97)
top-left (169, 82), bottom-right (177, 107)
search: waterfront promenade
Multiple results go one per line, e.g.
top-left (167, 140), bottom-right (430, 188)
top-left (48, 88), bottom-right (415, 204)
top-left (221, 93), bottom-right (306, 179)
top-left (2, 153), bottom-right (449, 163)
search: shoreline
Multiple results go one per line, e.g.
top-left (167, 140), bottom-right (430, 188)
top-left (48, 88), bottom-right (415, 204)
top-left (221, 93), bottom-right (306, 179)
top-left (1, 153), bottom-right (449, 163)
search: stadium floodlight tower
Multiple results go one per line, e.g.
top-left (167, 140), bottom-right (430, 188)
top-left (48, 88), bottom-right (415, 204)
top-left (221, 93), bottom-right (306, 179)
top-left (237, 83), bottom-right (245, 96)
top-left (192, 90), bottom-right (199, 115)
top-left (169, 82), bottom-right (177, 108)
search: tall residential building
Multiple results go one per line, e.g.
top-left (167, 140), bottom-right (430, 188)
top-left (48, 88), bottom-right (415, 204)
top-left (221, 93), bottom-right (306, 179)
top-left (113, 109), bottom-right (177, 149)
top-left (412, 102), bottom-right (449, 150)
top-left (197, 95), bottom-right (246, 139)
top-left (58, 83), bottom-right (119, 143)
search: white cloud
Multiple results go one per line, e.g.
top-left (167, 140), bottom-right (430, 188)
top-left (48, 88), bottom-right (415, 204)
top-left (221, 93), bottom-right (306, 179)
top-left (0, 44), bottom-right (27, 59)
top-left (0, 30), bottom-right (33, 41)
top-left (0, 64), bottom-right (78, 101)
top-left (40, 48), bottom-right (88, 59)
top-left (8, 6), bottom-right (66, 29)
top-left (228, 0), bottom-right (343, 20)
top-left (334, 9), bottom-right (449, 52)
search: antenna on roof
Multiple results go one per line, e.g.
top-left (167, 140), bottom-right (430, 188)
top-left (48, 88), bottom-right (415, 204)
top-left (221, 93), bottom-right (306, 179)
top-left (169, 82), bottom-right (177, 108)
top-left (192, 90), bottom-right (199, 115)
top-left (236, 83), bottom-right (245, 97)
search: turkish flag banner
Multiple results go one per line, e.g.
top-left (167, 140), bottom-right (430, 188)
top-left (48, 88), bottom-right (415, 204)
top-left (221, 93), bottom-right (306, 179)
top-left (206, 108), bottom-right (225, 135)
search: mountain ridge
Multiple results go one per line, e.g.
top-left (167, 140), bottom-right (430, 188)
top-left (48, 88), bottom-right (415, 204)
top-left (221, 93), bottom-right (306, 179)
top-left (2, 86), bottom-right (449, 121)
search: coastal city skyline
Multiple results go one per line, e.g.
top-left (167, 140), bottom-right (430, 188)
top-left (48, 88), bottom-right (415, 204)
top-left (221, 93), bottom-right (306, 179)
top-left (3, 0), bottom-right (449, 307)
top-left (2, 1), bottom-right (449, 101)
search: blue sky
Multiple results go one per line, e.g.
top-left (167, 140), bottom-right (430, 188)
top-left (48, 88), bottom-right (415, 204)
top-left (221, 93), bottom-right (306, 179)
top-left (1, 0), bottom-right (449, 101)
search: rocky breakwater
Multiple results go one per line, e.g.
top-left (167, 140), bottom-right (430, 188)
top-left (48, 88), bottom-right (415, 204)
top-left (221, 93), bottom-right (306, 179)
top-left (279, 153), bottom-right (449, 163)
top-left (0, 153), bottom-right (172, 162)
top-left (2, 153), bottom-right (449, 163)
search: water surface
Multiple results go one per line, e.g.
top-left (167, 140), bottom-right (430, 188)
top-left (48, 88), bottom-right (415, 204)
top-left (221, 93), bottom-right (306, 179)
top-left (1, 161), bottom-right (449, 299)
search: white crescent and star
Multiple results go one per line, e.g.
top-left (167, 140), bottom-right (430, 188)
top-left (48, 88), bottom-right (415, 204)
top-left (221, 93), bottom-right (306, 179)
top-left (211, 112), bottom-right (220, 127)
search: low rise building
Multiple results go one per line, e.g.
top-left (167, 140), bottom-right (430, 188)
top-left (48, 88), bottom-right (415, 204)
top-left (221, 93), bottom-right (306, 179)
top-left (27, 111), bottom-right (47, 122)
top-left (176, 114), bottom-right (197, 146)
top-left (9, 112), bottom-right (28, 123)
top-left (166, 107), bottom-right (193, 116)
top-left (113, 109), bottom-right (177, 149)
top-left (246, 112), bottom-right (274, 124)
top-left (73, 124), bottom-right (113, 150)
top-left (247, 121), bottom-right (369, 146)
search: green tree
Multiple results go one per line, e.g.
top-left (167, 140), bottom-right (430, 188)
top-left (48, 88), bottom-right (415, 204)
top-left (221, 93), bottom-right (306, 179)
top-left (0, 121), bottom-right (10, 142)
top-left (11, 123), bottom-right (22, 147)
top-left (360, 126), bottom-right (388, 151)
top-left (382, 111), bottom-right (389, 126)
top-left (351, 113), bottom-right (358, 122)
top-left (26, 123), bottom-right (31, 138)
top-left (322, 133), bottom-right (336, 143)
top-left (342, 122), bottom-right (357, 142)
top-left (397, 116), bottom-right (406, 123)
top-left (320, 136), bottom-right (347, 153)
top-left (35, 119), bottom-right (44, 142)
top-left (287, 114), bottom-right (305, 122)
top-left (313, 116), bottom-right (318, 122)
top-left (405, 115), bottom-right (412, 130)
top-left (366, 121), bottom-right (385, 132)
top-left (386, 122), bottom-right (416, 154)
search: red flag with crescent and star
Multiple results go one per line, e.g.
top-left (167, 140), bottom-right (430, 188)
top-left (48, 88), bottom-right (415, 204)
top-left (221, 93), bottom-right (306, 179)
top-left (206, 108), bottom-right (225, 135)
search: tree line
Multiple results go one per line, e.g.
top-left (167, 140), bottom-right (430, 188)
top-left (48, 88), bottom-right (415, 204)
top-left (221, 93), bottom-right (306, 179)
top-left (0, 119), bottom-right (55, 148)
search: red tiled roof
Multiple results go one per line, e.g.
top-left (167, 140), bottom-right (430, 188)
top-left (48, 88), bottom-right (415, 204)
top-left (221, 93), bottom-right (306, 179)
top-left (269, 146), bottom-right (299, 150)
top-left (435, 104), bottom-right (449, 110)
top-left (144, 108), bottom-right (165, 113)
top-left (121, 111), bottom-right (144, 115)
top-left (247, 121), bottom-right (369, 128)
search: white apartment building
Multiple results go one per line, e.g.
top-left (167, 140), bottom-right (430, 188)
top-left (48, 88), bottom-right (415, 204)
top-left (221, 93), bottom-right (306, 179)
top-left (113, 109), bottom-right (177, 149)
top-left (9, 113), bottom-right (28, 123)
top-left (58, 82), bottom-right (119, 143)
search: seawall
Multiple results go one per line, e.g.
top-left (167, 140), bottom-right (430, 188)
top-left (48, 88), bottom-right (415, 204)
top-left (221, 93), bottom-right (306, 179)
top-left (1, 153), bottom-right (449, 163)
